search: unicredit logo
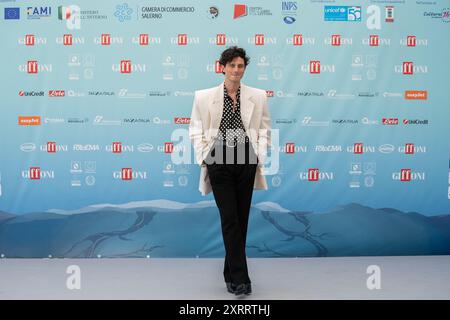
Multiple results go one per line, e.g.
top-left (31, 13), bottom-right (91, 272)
top-left (19, 90), bottom-right (45, 97)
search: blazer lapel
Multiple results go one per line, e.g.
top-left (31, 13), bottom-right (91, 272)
top-left (240, 83), bottom-right (255, 131)
top-left (208, 82), bottom-right (255, 132)
top-left (208, 83), bottom-right (224, 131)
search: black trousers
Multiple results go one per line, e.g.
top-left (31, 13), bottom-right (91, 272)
top-left (205, 140), bottom-right (257, 284)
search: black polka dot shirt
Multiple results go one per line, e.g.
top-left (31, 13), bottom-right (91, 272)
top-left (217, 86), bottom-right (248, 145)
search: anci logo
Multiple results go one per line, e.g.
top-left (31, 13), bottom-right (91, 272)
top-left (324, 6), bottom-right (361, 22)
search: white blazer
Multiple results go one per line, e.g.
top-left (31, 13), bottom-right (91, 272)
top-left (189, 82), bottom-right (272, 196)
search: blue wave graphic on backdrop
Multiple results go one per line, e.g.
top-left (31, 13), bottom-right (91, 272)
top-left (0, 200), bottom-right (449, 258)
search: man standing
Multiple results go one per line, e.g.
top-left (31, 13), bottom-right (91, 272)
top-left (189, 47), bottom-right (271, 296)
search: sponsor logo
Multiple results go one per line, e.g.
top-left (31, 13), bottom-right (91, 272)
top-left (140, 6), bottom-right (195, 19)
top-left (18, 61), bottom-right (52, 74)
top-left (164, 142), bottom-right (174, 153)
top-left (394, 62), bottom-right (428, 74)
top-left (285, 143), bottom-right (295, 154)
top-left (56, 34), bottom-right (85, 46)
top-left (385, 5), bottom-right (394, 22)
top-left (114, 3), bottom-right (133, 22)
top-left (405, 90), bottom-right (427, 100)
top-left (18, 116), bottom-right (41, 126)
top-left (282, 1), bottom-right (298, 24)
top-left (41, 142), bottom-right (68, 153)
top-left (207, 6), bottom-right (219, 20)
top-left (299, 169), bottom-right (334, 181)
top-left (22, 167), bottom-right (55, 180)
top-left (382, 118), bottom-right (398, 125)
top-left (233, 4), bottom-right (272, 19)
top-left (112, 142), bottom-right (122, 153)
top-left (20, 143), bottom-right (37, 152)
top-left (324, 6), bottom-right (361, 22)
top-left (4, 8), bottom-right (20, 20)
top-left (315, 145), bottom-right (342, 152)
top-left (287, 34), bottom-right (316, 46)
top-left (392, 169), bottom-right (426, 182)
top-left (403, 119), bottom-right (429, 125)
top-left (114, 168), bottom-right (148, 180)
top-left (27, 6), bottom-right (51, 19)
top-left (131, 34), bottom-right (161, 45)
top-left (301, 61), bottom-right (335, 74)
top-left (73, 144), bottom-right (100, 152)
top-left (19, 90), bottom-right (45, 97)
top-left (137, 143), bottom-right (153, 152)
top-left (48, 90), bottom-right (65, 97)
top-left (378, 144), bottom-right (395, 153)
top-left (174, 117), bottom-right (190, 125)
top-left (170, 34), bottom-right (200, 45)
top-left (27, 60), bottom-right (38, 74)
top-left (58, 5), bottom-right (81, 30)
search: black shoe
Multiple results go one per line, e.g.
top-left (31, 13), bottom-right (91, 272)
top-left (234, 283), bottom-right (252, 296)
top-left (225, 282), bottom-right (236, 294)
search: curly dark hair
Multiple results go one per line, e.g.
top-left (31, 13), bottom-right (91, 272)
top-left (219, 46), bottom-right (250, 74)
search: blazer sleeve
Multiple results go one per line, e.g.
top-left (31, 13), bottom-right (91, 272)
top-left (257, 93), bottom-right (272, 167)
top-left (189, 92), bottom-right (208, 166)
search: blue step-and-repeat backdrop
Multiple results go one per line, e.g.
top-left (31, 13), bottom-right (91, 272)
top-left (0, 1), bottom-right (449, 258)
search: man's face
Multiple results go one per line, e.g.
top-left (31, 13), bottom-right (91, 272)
top-left (223, 57), bottom-right (246, 83)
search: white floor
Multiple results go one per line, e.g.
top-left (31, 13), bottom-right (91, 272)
top-left (0, 256), bottom-right (449, 300)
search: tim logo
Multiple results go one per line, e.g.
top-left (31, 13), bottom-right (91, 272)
top-left (121, 168), bottom-right (132, 180)
top-left (29, 167), bottom-right (41, 180)
top-left (113, 142), bottom-right (122, 153)
top-left (215, 60), bottom-right (224, 74)
top-left (405, 143), bottom-right (414, 154)
top-left (120, 60), bottom-right (132, 73)
top-left (25, 34), bottom-right (34, 45)
top-left (354, 143), bottom-right (363, 154)
top-left (101, 34), bottom-right (111, 45)
top-left (370, 35), bottom-right (379, 46)
top-left (63, 34), bottom-right (72, 45)
top-left (310, 61), bottom-right (321, 74)
top-left (255, 34), bottom-right (264, 46)
top-left (286, 143), bottom-right (295, 154)
top-left (403, 62), bottom-right (413, 75)
top-left (400, 169), bottom-right (411, 181)
top-left (164, 142), bottom-right (174, 154)
top-left (308, 169), bottom-right (319, 181)
top-left (27, 60), bottom-right (38, 74)
top-left (178, 34), bottom-right (187, 45)
top-left (47, 142), bottom-right (56, 153)
top-left (216, 34), bottom-right (226, 45)
top-left (140, 34), bottom-right (148, 45)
